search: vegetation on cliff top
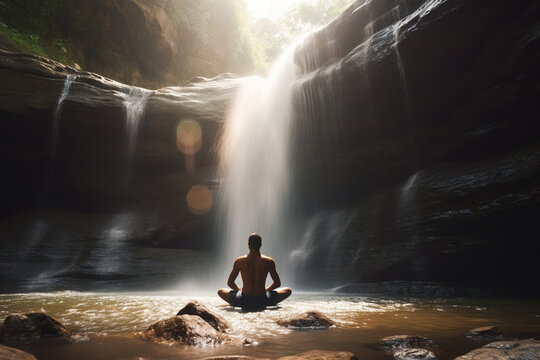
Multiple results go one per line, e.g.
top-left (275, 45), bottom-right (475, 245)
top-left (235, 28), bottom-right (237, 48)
top-left (0, 0), bottom-right (354, 87)
top-left (0, 0), bottom-right (267, 88)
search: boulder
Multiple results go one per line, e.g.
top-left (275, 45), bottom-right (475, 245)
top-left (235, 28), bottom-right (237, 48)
top-left (0, 313), bottom-right (70, 338)
top-left (379, 335), bottom-right (436, 351)
top-left (141, 314), bottom-right (230, 346)
top-left (393, 348), bottom-right (437, 360)
top-left (465, 325), bottom-right (503, 340)
top-left (455, 339), bottom-right (540, 360)
top-left (277, 311), bottom-right (335, 328)
top-left (176, 300), bottom-right (231, 332)
top-left (0, 345), bottom-right (37, 360)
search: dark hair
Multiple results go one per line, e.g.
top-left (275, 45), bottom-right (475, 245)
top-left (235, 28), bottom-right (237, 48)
top-left (248, 233), bottom-right (262, 250)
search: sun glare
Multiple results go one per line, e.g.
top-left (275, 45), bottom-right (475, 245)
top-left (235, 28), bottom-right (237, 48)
top-left (245, 0), bottom-right (315, 20)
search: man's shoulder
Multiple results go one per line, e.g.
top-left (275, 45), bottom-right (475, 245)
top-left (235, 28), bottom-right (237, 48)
top-left (234, 255), bottom-right (248, 263)
top-left (261, 255), bottom-right (275, 263)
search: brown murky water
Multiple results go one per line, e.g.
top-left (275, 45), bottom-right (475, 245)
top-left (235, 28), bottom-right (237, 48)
top-left (0, 292), bottom-right (539, 359)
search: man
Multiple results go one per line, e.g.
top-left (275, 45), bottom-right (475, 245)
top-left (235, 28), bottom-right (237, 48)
top-left (218, 233), bottom-right (292, 310)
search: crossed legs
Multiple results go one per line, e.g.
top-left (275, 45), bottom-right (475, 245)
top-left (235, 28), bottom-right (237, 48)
top-left (218, 287), bottom-right (292, 306)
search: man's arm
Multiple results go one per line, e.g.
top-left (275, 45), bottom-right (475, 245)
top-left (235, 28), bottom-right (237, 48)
top-left (266, 259), bottom-right (281, 292)
top-left (227, 259), bottom-right (241, 291)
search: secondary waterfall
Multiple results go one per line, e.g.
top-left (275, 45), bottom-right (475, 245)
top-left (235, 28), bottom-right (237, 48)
top-left (52, 75), bottom-right (75, 157)
top-left (123, 88), bottom-right (150, 163)
top-left (217, 47), bottom-right (298, 285)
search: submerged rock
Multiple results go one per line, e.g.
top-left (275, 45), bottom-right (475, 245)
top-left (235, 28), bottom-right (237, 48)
top-left (176, 300), bottom-right (231, 332)
top-left (379, 335), bottom-right (436, 351)
top-left (277, 311), bottom-right (335, 328)
top-left (141, 314), bottom-right (230, 346)
top-left (393, 348), bottom-right (437, 360)
top-left (465, 325), bottom-right (503, 340)
top-left (0, 313), bottom-right (70, 338)
top-left (455, 339), bottom-right (540, 359)
top-left (0, 345), bottom-right (37, 360)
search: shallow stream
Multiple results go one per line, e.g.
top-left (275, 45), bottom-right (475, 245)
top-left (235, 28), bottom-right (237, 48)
top-left (0, 292), bottom-right (539, 360)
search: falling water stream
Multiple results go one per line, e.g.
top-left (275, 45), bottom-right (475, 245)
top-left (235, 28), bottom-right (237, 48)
top-left (52, 75), bottom-right (76, 157)
top-left (18, 75), bottom-right (76, 290)
top-left (217, 47), bottom-right (298, 285)
top-left (123, 88), bottom-right (150, 167)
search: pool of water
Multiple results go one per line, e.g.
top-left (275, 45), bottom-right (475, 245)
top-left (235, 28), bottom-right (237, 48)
top-left (0, 292), bottom-right (539, 360)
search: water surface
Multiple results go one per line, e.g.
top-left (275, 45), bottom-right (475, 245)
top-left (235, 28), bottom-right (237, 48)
top-left (0, 292), bottom-right (538, 360)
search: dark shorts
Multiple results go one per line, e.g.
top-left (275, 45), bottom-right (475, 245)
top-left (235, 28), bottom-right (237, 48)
top-left (229, 290), bottom-right (279, 309)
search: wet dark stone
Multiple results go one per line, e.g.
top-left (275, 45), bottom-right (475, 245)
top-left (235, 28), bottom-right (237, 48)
top-left (176, 300), bottom-right (231, 332)
top-left (277, 311), bottom-right (335, 328)
top-left (379, 335), bottom-right (436, 351)
top-left (466, 325), bottom-right (504, 340)
top-left (0, 313), bottom-right (70, 338)
top-left (141, 314), bottom-right (232, 346)
top-left (393, 348), bottom-right (437, 360)
top-left (0, 345), bottom-right (37, 360)
top-left (455, 339), bottom-right (540, 360)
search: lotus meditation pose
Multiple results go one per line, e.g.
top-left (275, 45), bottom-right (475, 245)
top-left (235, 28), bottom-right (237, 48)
top-left (218, 233), bottom-right (292, 309)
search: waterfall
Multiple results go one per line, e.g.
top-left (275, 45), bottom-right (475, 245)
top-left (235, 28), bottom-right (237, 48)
top-left (52, 75), bottom-right (76, 157)
top-left (216, 47), bottom-right (298, 285)
top-left (123, 88), bottom-right (150, 164)
top-left (392, 3), bottom-right (411, 113)
top-left (44, 74), bottom-right (75, 199)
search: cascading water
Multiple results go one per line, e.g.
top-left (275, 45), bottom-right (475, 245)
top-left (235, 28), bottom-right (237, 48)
top-left (52, 75), bottom-right (76, 157)
top-left (123, 87), bottom-right (150, 167)
top-left (17, 76), bottom-right (76, 290)
top-left (43, 75), bottom-right (76, 201)
top-left (90, 88), bottom-right (150, 277)
top-left (392, 2), bottom-right (411, 113)
top-left (216, 47), bottom-right (298, 285)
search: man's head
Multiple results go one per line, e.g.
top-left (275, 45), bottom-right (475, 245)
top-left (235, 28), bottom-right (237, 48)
top-left (248, 233), bottom-right (262, 250)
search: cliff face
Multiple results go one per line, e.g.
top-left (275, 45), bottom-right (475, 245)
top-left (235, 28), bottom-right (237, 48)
top-left (0, 49), bottom-right (242, 290)
top-left (290, 0), bottom-right (540, 291)
top-left (0, 0), bottom-right (539, 293)
top-left (0, 0), bottom-right (265, 88)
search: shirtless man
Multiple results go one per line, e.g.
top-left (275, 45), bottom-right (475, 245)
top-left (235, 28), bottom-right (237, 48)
top-left (218, 233), bottom-right (292, 309)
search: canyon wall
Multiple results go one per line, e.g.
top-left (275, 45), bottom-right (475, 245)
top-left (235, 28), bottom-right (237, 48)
top-left (0, 0), bottom-right (538, 293)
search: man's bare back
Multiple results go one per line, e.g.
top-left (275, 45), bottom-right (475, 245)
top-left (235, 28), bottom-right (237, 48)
top-left (218, 233), bottom-right (292, 309)
top-left (231, 253), bottom-right (278, 296)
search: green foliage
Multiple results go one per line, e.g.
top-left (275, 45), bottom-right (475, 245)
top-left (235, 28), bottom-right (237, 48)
top-left (0, 0), bottom-right (285, 84)
top-left (252, 0), bottom-right (355, 62)
top-left (0, 25), bottom-right (47, 57)
top-left (208, 0), bottom-right (268, 74)
top-left (0, 0), bottom-right (78, 65)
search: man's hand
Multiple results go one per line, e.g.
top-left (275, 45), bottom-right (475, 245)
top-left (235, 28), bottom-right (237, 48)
top-left (266, 260), bottom-right (281, 292)
top-left (227, 259), bottom-right (241, 291)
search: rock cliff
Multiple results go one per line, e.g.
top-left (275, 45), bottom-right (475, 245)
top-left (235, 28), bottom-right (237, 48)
top-left (0, 49), bottom-right (242, 290)
top-left (0, 0), bottom-right (539, 293)
top-left (290, 0), bottom-right (540, 291)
